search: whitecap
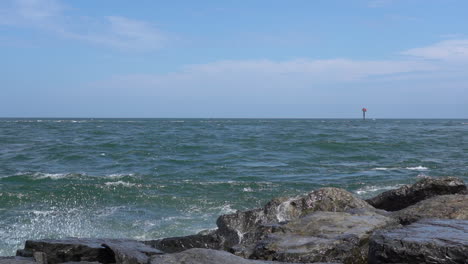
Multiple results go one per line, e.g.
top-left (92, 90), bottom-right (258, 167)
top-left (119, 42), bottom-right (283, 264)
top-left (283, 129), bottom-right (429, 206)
top-left (242, 187), bottom-right (253, 192)
top-left (355, 184), bottom-right (405, 195)
top-left (104, 181), bottom-right (138, 187)
top-left (405, 166), bottom-right (428, 171)
top-left (372, 167), bottom-right (398, 171)
top-left (33, 172), bottom-right (79, 180)
top-left (106, 173), bottom-right (135, 179)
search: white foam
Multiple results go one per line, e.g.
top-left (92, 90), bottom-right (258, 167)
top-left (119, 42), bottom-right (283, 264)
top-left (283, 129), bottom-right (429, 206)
top-left (106, 173), bottom-right (135, 179)
top-left (405, 166), bottom-right (428, 171)
top-left (219, 204), bottom-right (236, 214)
top-left (104, 181), bottom-right (138, 187)
top-left (372, 167), bottom-right (397, 171)
top-left (33, 172), bottom-right (78, 180)
top-left (276, 197), bottom-right (299, 222)
top-left (355, 184), bottom-right (405, 195)
top-left (242, 187), bottom-right (253, 192)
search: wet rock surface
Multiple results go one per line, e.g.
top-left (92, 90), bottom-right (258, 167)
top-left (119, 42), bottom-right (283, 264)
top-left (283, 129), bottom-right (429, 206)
top-left (250, 209), bottom-right (397, 264)
top-left (143, 231), bottom-right (222, 253)
top-left (16, 238), bottom-right (162, 264)
top-left (0, 256), bottom-right (36, 264)
top-left (369, 219), bottom-right (468, 264)
top-left (392, 194), bottom-right (468, 224)
top-left (148, 248), bottom-right (339, 264)
top-left (366, 177), bottom-right (467, 211)
top-left (216, 188), bottom-right (373, 251)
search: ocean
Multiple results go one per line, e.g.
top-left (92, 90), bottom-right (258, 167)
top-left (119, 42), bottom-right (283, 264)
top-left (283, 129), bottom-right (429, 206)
top-left (0, 118), bottom-right (467, 256)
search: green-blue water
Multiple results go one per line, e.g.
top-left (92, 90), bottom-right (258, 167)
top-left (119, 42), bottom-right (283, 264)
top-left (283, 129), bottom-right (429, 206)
top-left (0, 118), bottom-right (467, 255)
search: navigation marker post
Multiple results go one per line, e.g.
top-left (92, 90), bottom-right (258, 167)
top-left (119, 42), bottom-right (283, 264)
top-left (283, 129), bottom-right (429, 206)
top-left (362, 107), bottom-right (367, 120)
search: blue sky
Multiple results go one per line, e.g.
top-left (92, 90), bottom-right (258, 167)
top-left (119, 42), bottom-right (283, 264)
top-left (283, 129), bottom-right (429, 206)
top-left (1, 0), bottom-right (467, 118)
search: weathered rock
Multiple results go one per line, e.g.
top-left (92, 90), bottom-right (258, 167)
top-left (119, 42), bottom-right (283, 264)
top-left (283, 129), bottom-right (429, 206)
top-left (60, 262), bottom-right (101, 264)
top-left (369, 219), bottom-right (468, 264)
top-left (17, 238), bottom-right (113, 264)
top-left (366, 177), bottom-right (467, 211)
top-left (102, 240), bottom-right (163, 264)
top-left (144, 231), bottom-right (222, 253)
top-left (148, 248), bottom-right (340, 264)
top-left (0, 257), bottom-right (36, 264)
top-left (217, 188), bottom-right (373, 251)
top-left (16, 238), bottom-right (162, 264)
top-left (392, 194), bottom-right (468, 225)
top-left (250, 209), bottom-right (397, 264)
top-left (33, 252), bottom-right (46, 264)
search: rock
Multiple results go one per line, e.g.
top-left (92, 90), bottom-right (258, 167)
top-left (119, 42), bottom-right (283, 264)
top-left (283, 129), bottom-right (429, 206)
top-left (148, 248), bottom-right (340, 264)
top-left (32, 252), bottom-right (47, 264)
top-left (0, 257), bottom-right (36, 264)
top-left (17, 238), bottom-right (113, 264)
top-left (60, 262), bottom-right (101, 264)
top-left (217, 188), bottom-right (373, 251)
top-left (16, 238), bottom-right (163, 264)
top-left (366, 177), bottom-right (467, 211)
top-left (392, 194), bottom-right (468, 225)
top-left (250, 209), bottom-right (397, 264)
top-left (369, 219), bottom-right (468, 264)
top-left (144, 231), bottom-right (222, 253)
top-left (102, 240), bottom-right (163, 264)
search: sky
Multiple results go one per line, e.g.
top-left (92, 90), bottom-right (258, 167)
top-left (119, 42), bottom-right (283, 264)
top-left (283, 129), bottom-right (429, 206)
top-left (1, 0), bottom-right (467, 118)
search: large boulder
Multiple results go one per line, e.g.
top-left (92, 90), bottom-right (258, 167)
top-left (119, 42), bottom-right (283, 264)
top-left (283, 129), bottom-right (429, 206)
top-left (148, 248), bottom-right (340, 264)
top-left (366, 177), bottom-right (467, 211)
top-left (217, 188), bottom-right (373, 251)
top-left (392, 194), bottom-right (468, 225)
top-left (250, 209), bottom-right (397, 264)
top-left (368, 219), bottom-right (468, 264)
top-left (16, 238), bottom-right (162, 264)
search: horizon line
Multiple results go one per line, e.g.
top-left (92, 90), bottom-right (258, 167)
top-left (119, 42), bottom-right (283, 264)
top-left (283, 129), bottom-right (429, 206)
top-left (1, 117), bottom-right (467, 120)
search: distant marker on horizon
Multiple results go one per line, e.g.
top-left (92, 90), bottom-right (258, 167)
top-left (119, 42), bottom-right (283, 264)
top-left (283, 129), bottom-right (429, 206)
top-left (362, 107), bottom-right (367, 120)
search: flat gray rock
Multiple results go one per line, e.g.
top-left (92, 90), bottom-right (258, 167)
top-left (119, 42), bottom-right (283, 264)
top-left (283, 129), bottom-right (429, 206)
top-left (366, 176), bottom-right (466, 211)
top-left (0, 257), bottom-right (36, 264)
top-left (369, 219), bottom-right (468, 263)
top-left (392, 194), bottom-right (468, 224)
top-left (16, 238), bottom-right (162, 264)
top-left (149, 248), bottom-right (339, 264)
top-left (251, 209), bottom-right (397, 263)
top-left (144, 231), bottom-right (222, 253)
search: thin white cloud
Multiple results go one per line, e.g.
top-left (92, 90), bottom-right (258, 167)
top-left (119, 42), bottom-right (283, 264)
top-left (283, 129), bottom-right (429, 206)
top-left (0, 0), bottom-right (166, 51)
top-left (90, 57), bottom-right (436, 101)
top-left (402, 39), bottom-right (468, 60)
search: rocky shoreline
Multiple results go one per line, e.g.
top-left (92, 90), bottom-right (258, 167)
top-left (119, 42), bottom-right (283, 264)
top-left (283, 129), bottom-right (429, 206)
top-left (2, 176), bottom-right (467, 264)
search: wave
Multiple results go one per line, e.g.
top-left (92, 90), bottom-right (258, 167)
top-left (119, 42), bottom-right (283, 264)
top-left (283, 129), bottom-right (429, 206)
top-left (104, 181), bottom-right (140, 187)
top-left (405, 166), bottom-right (429, 171)
top-left (9, 172), bottom-right (138, 180)
top-left (33, 172), bottom-right (80, 180)
top-left (371, 166), bottom-right (429, 171)
top-left (355, 184), bottom-right (405, 196)
top-left (372, 167), bottom-right (398, 171)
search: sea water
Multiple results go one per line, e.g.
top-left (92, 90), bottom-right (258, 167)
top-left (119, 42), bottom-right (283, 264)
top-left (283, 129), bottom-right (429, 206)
top-left (0, 118), bottom-right (467, 255)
